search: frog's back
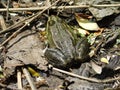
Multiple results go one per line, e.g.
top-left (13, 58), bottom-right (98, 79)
top-left (48, 15), bottom-right (75, 59)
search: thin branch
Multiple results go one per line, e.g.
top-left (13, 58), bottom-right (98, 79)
top-left (0, 4), bottom-right (120, 12)
top-left (92, 4), bottom-right (120, 7)
top-left (53, 67), bottom-right (120, 83)
top-left (17, 70), bottom-right (22, 89)
top-left (1, 1), bottom-right (7, 8)
top-left (0, 15), bottom-right (7, 30)
top-left (6, 0), bottom-right (10, 21)
top-left (0, 14), bottom-right (35, 35)
top-left (45, 0), bottom-right (51, 14)
top-left (23, 68), bottom-right (37, 90)
top-left (0, 0), bottom-right (60, 46)
top-left (0, 83), bottom-right (7, 88)
top-left (1, 21), bottom-right (28, 46)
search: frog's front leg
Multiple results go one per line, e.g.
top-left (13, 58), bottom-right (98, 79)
top-left (44, 48), bottom-right (71, 68)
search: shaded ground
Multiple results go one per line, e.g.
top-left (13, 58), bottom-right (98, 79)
top-left (0, 0), bottom-right (120, 90)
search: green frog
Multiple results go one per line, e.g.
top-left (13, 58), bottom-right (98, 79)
top-left (44, 15), bottom-right (90, 69)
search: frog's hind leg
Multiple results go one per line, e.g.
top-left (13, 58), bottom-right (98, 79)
top-left (75, 38), bottom-right (90, 61)
top-left (44, 48), bottom-right (68, 68)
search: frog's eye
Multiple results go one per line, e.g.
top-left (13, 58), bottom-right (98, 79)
top-left (49, 20), bottom-right (55, 26)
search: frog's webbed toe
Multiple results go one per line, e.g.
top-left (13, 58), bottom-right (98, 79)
top-left (44, 48), bottom-right (69, 68)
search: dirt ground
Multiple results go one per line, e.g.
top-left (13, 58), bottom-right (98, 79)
top-left (0, 0), bottom-right (120, 90)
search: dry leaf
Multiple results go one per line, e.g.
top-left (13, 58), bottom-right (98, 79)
top-left (75, 13), bottom-right (100, 31)
top-left (100, 57), bottom-right (109, 64)
top-left (91, 61), bottom-right (102, 74)
top-left (27, 67), bottom-right (40, 77)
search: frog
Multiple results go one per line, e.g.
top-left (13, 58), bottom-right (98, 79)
top-left (44, 15), bottom-right (90, 69)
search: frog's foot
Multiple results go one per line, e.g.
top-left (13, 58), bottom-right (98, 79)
top-left (44, 48), bottom-right (69, 68)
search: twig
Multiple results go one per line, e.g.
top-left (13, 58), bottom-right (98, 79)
top-left (92, 4), bottom-right (120, 7)
top-left (0, 0), bottom-right (60, 46)
top-left (23, 68), bottom-right (37, 90)
top-left (1, 3), bottom-right (118, 34)
top-left (0, 15), bottom-right (7, 30)
top-left (0, 14), bottom-right (35, 35)
top-left (6, 0), bottom-right (10, 21)
top-left (17, 70), bottom-right (22, 90)
top-left (0, 83), bottom-right (7, 88)
top-left (103, 32), bottom-right (119, 47)
top-left (45, 0), bottom-right (51, 14)
top-left (53, 67), bottom-right (120, 83)
top-left (1, 1), bottom-right (7, 8)
top-left (1, 22), bottom-right (27, 46)
top-left (0, 4), bottom-right (120, 12)
top-left (45, 0), bottom-right (51, 7)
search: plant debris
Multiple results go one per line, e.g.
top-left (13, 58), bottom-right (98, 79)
top-left (0, 0), bottom-right (120, 90)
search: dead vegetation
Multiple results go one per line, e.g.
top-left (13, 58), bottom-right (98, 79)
top-left (0, 0), bottom-right (120, 90)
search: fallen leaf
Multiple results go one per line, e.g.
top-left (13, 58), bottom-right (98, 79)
top-left (27, 66), bottom-right (40, 77)
top-left (91, 60), bottom-right (102, 74)
top-left (100, 57), bottom-right (109, 64)
top-left (75, 13), bottom-right (100, 31)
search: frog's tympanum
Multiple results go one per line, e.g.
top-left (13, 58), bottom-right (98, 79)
top-left (44, 15), bottom-right (90, 68)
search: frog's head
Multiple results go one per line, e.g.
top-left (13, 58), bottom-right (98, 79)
top-left (48, 15), bottom-right (62, 26)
